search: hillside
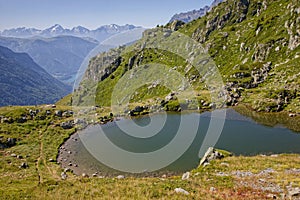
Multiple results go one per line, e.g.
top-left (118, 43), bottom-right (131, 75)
top-left (72, 0), bottom-right (299, 115)
top-left (0, 46), bottom-right (70, 106)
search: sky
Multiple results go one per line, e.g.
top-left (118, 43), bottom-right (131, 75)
top-left (0, 0), bottom-right (213, 30)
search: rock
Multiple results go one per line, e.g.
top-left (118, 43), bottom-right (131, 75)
top-left (82, 173), bottom-right (89, 178)
top-left (92, 174), bottom-right (98, 177)
top-left (7, 138), bottom-right (16, 147)
top-left (49, 158), bottom-right (55, 162)
top-left (128, 56), bottom-right (136, 69)
top-left (11, 153), bottom-right (17, 157)
top-left (170, 20), bottom-right (185, 31)
top-left (266, 193), bottom-right (277, 199)
top-left (220, 162), bottom-right (229, 167)
top-left (68, 163), bottom-right (72, 166)
top-left (288, 187), bottom-right (300, 198)
top-left (117, 175), bottom-right (125, 179)
top-left (182, 172), bottom-right (190, 180)
top-left (17, 117), bottom-right (27, 123)
top-left (19, 162), bottom-right (28, 169)
top-left (64, 168), bottom-right (72, 173)
top-left (55, 110), bottom-right (62, 117)
top-left (289, 113), bottom-right (296, 117)
top-left (17, 155), bottom-right (23, 159)
top-left (210, 187), bottom-right (216, 192)
top-left (199, 147), bottom-right (224, 166)
top-left (174, 188), bottom-right (189, 195)
top-left (161, 174), bottom-right (167, 178)
top-left (62, 110), bottom-right (73, 117)
top-left (46, 110), bottom-right (52, 115)
top-left (61, 172), bottom-right (67, 180)
top-left (60, 121), bottom-right (74, 129)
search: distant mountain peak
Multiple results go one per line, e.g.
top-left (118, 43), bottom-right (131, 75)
top-left (169, 0), bottom-right (224, 23)
top-left (0, 24), bottom-right (141, 41)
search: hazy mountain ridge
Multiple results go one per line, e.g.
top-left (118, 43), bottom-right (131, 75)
top-left (0, 46), bottom-right (70, 106)
top-left (0, 24), bottom-right (140, 41)
top-left (0, 36), bottom-right (98, 84)
top-left (169, 0), bottom-right (224, 23)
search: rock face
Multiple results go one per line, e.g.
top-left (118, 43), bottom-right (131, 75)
top-left (199, 147), bottom-right (225, 166)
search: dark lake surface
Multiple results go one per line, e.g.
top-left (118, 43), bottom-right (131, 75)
top-left (58, 109), bottom-right (300, 177)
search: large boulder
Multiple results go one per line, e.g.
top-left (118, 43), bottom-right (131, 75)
top-left (199, 147), bottom-right (225, 166)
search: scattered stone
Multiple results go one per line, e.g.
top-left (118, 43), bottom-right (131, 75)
top-left (289, 113), bottom-right (296, 117)
top-left (19, 162), bottom-right (28, 169)
top-left (68, 163), bottom-right (72, 166)
top-left (60, 121), bottom-right (74, 129)
top-left (288, 187), bottom-right (300, 198)
top-left (216, 172), bottom-right (229, 177)
top-left (49, 158), bottom-right (55, 162)
top-left (266, 193), bottom-right (277, 199)
top-left (181, 172), bottom-right (190, 180)
top-left (203, 162), bottom-right (210, 167)
top-left (92, 174), bottom-right (98, 177)
top-left (232, 171), bottom-right (254, 177)
top-left (258, 168), bottom-right (276, 176)
top-left (174, 188), bottom-right (189, 195)
top-left (210, 187), bottom-right (216, 192)
top-left (117, 175), bottom-right (125, 179)
top-left (10, 153), bottom-right (17, 157)
top-left (55, 110), bottom-right (62, 117)
top-left (220, 162), bottom-right (229, 167)
top-left (61, 172), bottom-right (67, 180)
top-left (161, 174), bottom-right (167, 178)
top-left (82, 173), bottom-right (89, 178)
top-left (64, 168), bottom-right (72, 173)
top-left (17, 155), bottom-right (23, 159)
top-left (7, 138), bottom-right (16, 147)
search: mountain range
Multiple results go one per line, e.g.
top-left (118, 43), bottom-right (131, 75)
top-left (0, 24), bottom-right (144, 85)
top-left (0, 46), bottom-right (70, 106)
top-left (0, 36), bottom-right (98, 84)
top-left (0, 24), bottom-right (140, 41)
top-left (169, 0), bottom-right (223, 23)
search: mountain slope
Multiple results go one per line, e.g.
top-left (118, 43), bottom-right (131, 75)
top-left (72, 0), bottom-right (299, 114)
top-left (0, 46), bottom-right (70, 106)
top-left (0, 36), bottom-right (98, 84)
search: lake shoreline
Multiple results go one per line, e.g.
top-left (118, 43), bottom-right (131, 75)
top-left (57, 105), bottom-right (300, 177)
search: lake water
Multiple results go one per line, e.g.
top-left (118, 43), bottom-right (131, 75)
top-left (59, 109), bottom-right (300, 177)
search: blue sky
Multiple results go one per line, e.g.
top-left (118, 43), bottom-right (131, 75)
top-left (0, 0), bottom-right (213, 30)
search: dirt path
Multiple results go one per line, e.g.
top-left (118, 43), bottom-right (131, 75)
top-left (36, 130), bottom-right (60, 185)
